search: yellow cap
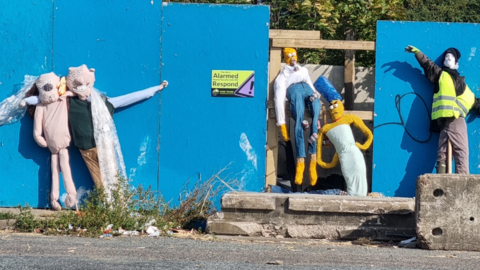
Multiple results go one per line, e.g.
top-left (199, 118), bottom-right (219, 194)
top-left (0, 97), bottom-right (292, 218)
top-left (283, 48), bottom-right (298, 65)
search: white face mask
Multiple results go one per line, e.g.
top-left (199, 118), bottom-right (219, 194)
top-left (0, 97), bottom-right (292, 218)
top-left (444, 53), bottom-right (459, 70)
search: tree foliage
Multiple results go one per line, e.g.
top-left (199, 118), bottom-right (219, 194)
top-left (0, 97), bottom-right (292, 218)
top-left (268, 0), bottom-right (406, 66)
top-left (404, 0), bottom-right (480, 23)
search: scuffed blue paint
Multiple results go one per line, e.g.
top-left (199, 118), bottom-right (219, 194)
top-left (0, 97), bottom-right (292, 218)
top-left (0, 1), bottom-right (54, 207)
top-left (374, 21), bottom-right (480, 197)
top-left (159, 3), bottom-right (269, 204)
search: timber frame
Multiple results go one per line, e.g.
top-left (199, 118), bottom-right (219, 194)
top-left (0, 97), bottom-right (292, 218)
top-left (265, 30), bottom-right (376, 188)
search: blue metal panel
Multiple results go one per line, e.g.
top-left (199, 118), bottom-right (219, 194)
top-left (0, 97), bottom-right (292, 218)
top-left (0, 1), bottom-right (53, 207)
top-left (53, 0), bottom-right (162, 194)
top-left (374, 21), bottom-right (480, 197)
top-left (160, 3), bottom-right (269, 204)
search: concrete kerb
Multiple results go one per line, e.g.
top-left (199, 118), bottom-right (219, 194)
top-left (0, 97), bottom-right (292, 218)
top-left (208, 192), bottom-right (416, 240)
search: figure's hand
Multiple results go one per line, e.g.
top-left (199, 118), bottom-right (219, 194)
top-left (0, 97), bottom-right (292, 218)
top-left (160, 80), bottom-right (168, 89)
top-left (22, 96), bottom-right (41, 106)
top-left (356, 142), bottom-right (369, 151)
top-left (323, 139), bottom-right (331, 148)
top-left (19, 100), bottom-right (27, 108)
top-left (405, 45), bottom-right (420, 54)
top-left (279, 124), bottom-right (290, 142)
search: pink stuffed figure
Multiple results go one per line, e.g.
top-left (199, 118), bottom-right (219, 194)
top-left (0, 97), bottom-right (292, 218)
top-left (33, 72), bottom-right (77, 211)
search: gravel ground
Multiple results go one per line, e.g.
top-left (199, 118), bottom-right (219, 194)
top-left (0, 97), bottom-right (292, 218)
top-left (0, 233), bottom-right (478, 270)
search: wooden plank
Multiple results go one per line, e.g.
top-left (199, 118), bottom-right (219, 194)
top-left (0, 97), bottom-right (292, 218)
top-left (271, 39), bottom-right (375, 51)
top-left (269, 30), bottom-right (321, 40)
top-left (343, 110), bottom-right (373, 121)
top-left (265, 47), bottom-right (283, 187)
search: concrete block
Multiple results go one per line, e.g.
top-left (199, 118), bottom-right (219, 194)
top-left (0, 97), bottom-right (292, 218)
top-left (416, 174), bottom-right (480, 251)
top-left (288, 195), bottom-right (414, 214)
top-left (209, 192), bottom-right (416, 240)
top-left (207, 221), bottom-right (264, 236)
top-left (221, 193), bottom-right (280, 210)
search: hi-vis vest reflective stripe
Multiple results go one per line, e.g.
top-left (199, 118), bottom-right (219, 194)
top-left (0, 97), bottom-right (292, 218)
top-left (431, 72), bottom-right (475, 120)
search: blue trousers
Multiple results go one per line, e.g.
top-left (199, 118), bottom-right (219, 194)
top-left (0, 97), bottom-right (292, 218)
top-left (286, 83), bottom-right (321, 158)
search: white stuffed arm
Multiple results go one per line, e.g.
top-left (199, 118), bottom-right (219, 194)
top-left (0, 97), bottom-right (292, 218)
top-left (107, 80), bottom-right (168, 109)
top-left (20, 96), bottom-right (41, 107)
top-left (274, 72), bottom-right (287, 126)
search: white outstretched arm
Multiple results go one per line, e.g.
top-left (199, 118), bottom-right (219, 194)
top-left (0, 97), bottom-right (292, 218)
top-left (107, 80), bottom-right (168, 109)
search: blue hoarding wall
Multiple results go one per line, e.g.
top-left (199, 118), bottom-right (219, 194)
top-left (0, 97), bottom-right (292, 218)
top-left (53, 0), bottom-right (162, 198)
top-left (373, 21), bottom-right (480, 197)
top-left (160, 3), bottom-right (269, 202)
top-left (0, 1), bottom-right (54, 207)
top-left (0, 1), bottom-right (268, 207)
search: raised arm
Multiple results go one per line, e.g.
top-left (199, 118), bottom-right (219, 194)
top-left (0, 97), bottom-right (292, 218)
top-left (107, 81), bottom-right (168, 109)
top-left (33, 107), bottom-right (48, 148)
top-left (350, 115), bottom-right (373, 151)
top-left (405, 45), bottom-right (442, 84)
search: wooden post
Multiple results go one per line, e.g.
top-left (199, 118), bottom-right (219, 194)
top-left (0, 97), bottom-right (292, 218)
top-left (447, 139), bottom-right (453, 174)
top-left (344, 29), bottom-right (355, 110)
top-left (265, 47), bottom-right (282, 188)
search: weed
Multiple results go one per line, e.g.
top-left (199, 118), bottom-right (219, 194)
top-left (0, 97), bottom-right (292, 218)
top-left (11, 169), bottom-right (236, 237)
top-left (0, 212), bottom-right (17, 220)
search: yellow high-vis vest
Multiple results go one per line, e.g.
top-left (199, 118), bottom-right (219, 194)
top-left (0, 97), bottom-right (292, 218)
top-left (431, 72), bottom-right (475, 120)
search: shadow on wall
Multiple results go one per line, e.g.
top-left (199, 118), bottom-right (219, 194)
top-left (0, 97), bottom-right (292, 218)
top-left (377, 60), bottom-right (438, 196)
top-left (18, 116), bottom-right (51, 208)
top-left (17, 115), bottom-right (94, 208)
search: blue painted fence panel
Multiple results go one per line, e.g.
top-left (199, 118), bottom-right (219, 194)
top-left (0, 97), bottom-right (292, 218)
top-left (0, 1), bottom-right (53, 207)
top-left (373, 21), bottom-right (480, 197)
top-left (159, 3), bottom-right (269, 204)
top-left (53, 0), bottom-right (162, 197)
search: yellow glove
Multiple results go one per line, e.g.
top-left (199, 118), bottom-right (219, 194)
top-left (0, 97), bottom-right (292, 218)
top-left (279, 124), bottom-right (290, 142)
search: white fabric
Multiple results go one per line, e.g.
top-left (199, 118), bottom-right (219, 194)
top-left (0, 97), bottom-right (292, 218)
top-left (108, 85), bottom-right (161, 109)
top-left (0, 75), bottom-right (38, 126)
top-left (444, 53), bottom-right (459, 70)
top-left (273, 65), bottom-right (319, 126)
top-left (91, 88), bottom-right (126, 196)
top-left (24, 96), bottom-right (40, 106)
top-left (326, 124), bottom-right (367, 196)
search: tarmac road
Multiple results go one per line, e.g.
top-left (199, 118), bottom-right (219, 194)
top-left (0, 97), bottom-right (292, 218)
top-left (0, 233), bottom-right (478, 270)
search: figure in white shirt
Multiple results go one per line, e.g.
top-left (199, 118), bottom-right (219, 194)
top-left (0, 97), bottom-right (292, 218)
top-left (274, 48), bottom-right (322, 186)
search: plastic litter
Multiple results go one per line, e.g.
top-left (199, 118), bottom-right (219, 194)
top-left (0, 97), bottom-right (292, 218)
top-left (104, 224), bottom-right (113, 234)
top-left (122, 230), bottom-right (139, 236)
top-left (399, 236), bottom-right (417, 248)
top-left (146, 226), bottom-right (160, 237)
top-left (144, 219), bottom-right (156, 227)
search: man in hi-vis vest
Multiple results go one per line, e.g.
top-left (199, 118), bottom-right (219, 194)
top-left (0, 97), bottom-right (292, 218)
top-left (405, 46), bottom-right (475, 174)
